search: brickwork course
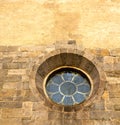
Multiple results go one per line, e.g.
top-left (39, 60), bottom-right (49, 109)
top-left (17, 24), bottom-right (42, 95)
top-left (0, 0), bottom-right (120, 125)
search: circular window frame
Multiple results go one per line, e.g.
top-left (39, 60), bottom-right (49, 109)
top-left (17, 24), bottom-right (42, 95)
top-left (30, 50), bottom-right (106, 112)
top-left (43, 66), bottom-right (93, 107)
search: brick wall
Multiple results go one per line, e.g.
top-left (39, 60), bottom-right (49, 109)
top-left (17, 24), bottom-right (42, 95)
top-left (0, 44), bottom-right (120, 125)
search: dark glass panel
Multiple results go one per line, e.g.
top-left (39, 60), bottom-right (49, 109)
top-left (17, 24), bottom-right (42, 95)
top-left (78, 84), bottom-right (90, 93)
top-left (46, 84), bottom-right (59, 93)
top-left (60, 82), bottom-right (76, 95)
top-left (73, 93), bottom-right (85, 103)
top-left (52, 93), bottom-right (63, 103)
top-left (63, 96), bottom-right (74, 105)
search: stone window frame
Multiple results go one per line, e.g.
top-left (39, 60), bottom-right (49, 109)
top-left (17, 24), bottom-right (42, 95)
top-left (29, 48), bottom-right (106, 112)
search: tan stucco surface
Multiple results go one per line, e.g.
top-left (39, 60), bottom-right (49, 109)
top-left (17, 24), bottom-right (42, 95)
top-left (0, 0), bottom-right (120, 48)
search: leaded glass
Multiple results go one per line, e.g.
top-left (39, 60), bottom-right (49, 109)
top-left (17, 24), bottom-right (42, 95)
top-left (45, 68), bottom-right (91, 106)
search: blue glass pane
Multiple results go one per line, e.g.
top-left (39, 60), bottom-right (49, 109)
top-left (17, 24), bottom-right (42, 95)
top-left (52, 75), bottom-right (63, 85)
top-left (63, 72), bottom-right (74, 81)
top-left (60, 82), bottom-right (76, 95)
top-left (78, 84), bottom-right (90, 93)
top-left (73, 75), bottom-right (84, 85)
top-left (46, 84), bottom-right (59, 93)
top-left (63, 97), bottom-right (74, 105)
top-left (73, 93), bottom-right (85, 103)
top-left (46, 68), bottom-right (91, 106)
top-left (52, 93), bottom-right (63, 103)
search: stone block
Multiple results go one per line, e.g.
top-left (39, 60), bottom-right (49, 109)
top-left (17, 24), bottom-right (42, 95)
top-left (114, 105), bottom-right (120, 111)
top-left (32, 102), bottom-right (47, 111)
top-left (0, 46), bottom-right (7, 52)
top-left (3, 52), bottom-right (21, 58)
top-left (48, 111), bottom-right (63, 120)
top-left (3, 63), bottom-right (22, 69)
top-left (107, 84), bottom-right (120, 93)
top-left (91, 99), bottom-right (105, 110)
top-left (106, 77), bottom-right (120, 84)
top-left (22, 102), bottom-right (33, 118)
top-left (114, 63), bottom-right (120, 71)
top-left (63, 119), bottom-right (79, 125)
top-left (106, 71), bottom-right (120, 77)
top-left (3, 82), bottom-right (22, 90)
top-left (0, 90), bottom-right (17, 101)
top-left (81, 120), bottom-right (94, 125)
top-left (94, 120), bottom-right (115, 125)
top-left (52, 119), bottom-right (63, 125)
top-left (109, 92), bottom-right (120, 98)
top-left (110, 111), bottom-right (120, 119)
top-left (76, 111), bottom-right (89, 119)
top-left (2, 57), bottom-right (13, 63)
top-left (5, 75), bottom-right (22, 82)
top-left (23, 82), bottom-right (29, 90)
top-left (90, 111), bottom-right (120, 120)
top-left (22, 90), bottom-right (37, 102)
top-left (35, 120), bottom-right (52, 125)
top-left (7, 46), bottom-right (19, 52)
top-left (90, 111), bottom-right (110, 120)
top-left (104, 56), bottom-right (114, 63)
top-left (32, 110), bottom-right (48, 121)
top-left (8, 69), bottom-right (26, 75)
top-left (2, 108), bottom-right (23, 118)
top-left (103, 63), bottom-right (113, 72)
top-left (109, 98), bottom-right (120, 105)
top-left (0, 70), bottom-right (7, 82)
top-left (13, 58), bottom-right (29, 63)
top-left (0, 118), bottom-right (22, 125)
top-left (0, 101), bottom-right (22, 108)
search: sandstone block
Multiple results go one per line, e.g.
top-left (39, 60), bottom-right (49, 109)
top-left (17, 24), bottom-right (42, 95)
top-left (8, 69), bottom-right (26, 75)
top-left (90, 111), bottom-right (120, 120)
top-left (3, 82), bottom-right (22, 90)
top-left (90, 111), bottom-right (110, 120)
top-left (0, 101), bottom-right (22, 108)
top-left (2, 57), bottom-right (13, 63)
top-left (81, 120), bottom-right (94, 125)
top-left (5, 75), bottom-right (22, 82)
top-left (109, 92), bottom-right (120, 98)
top-left (107, 84), bottom-right (120, 93)
top-left (23, 82), bottom-right (29, 90)
top-left (0, 46), bottom-right (7, 52)
top-left (32, 110), bottom-right (48, 121)
top-left (91, 99), bottom-right (105, 110)
top-left (114, 105), bottom-right (120, 111)
top-left (2, 108), bottom-right (23, 118)
top-left (22, 102), bottom-right (33, 118)
top-left (0, 118), bottom-right (22, 125)
top-left (3, 63), bottom-right (22, 69)
top-left (52, 120), bottom-right (63, 125)
top-left (76, 111), bottom-right (89, 120)
top-left (48, 111), bottom-right (63, 120)
top-left (7, 46), bottom-right (19, 52)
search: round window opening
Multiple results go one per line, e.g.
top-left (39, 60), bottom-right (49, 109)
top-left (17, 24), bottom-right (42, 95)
top-left (44, 67), bottom-right (92, 106)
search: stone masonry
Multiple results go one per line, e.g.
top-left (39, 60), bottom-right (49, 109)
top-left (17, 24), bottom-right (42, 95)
top-left (0, 43), bottom-right (120, 125)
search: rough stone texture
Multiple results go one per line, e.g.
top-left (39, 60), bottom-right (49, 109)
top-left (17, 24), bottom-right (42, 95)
top-left (0, 0), bottom-right (120, 124)
top-left (0, 45), bottom-right (119, 125)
